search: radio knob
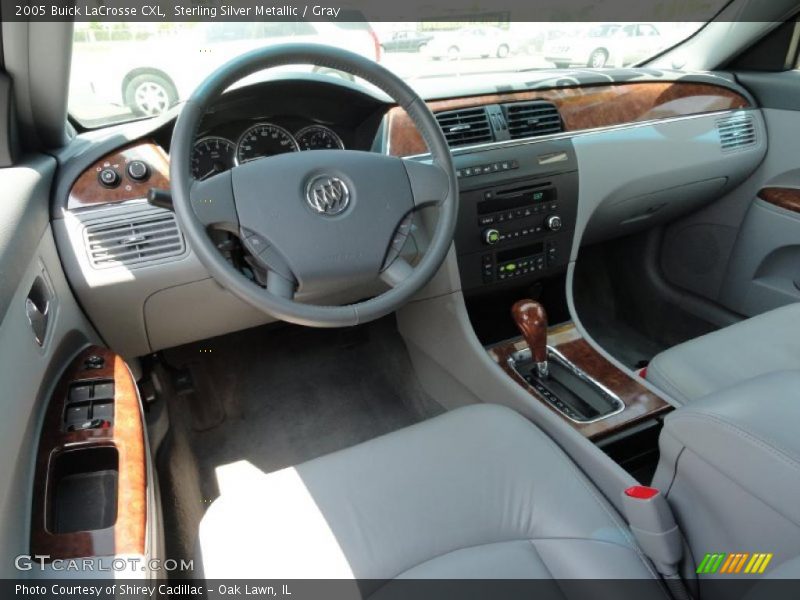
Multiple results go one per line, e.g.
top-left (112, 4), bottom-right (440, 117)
top-left (483, 228), bottom-right (501, 245)
top-left (545, 215), bottom-right (563, 232)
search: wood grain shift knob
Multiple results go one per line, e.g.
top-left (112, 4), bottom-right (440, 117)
top-left (511, 299), bottom-right (548, 363)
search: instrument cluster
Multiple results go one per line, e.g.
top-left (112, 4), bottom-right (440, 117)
top-left (191, 121), bottom-right (345, 181)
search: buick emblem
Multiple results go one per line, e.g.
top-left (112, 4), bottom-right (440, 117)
top-left (306, 175), bottom-right (350, 216)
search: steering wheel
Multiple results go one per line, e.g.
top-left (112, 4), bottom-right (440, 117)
top-left (170, 45), bottom-right (457, 327)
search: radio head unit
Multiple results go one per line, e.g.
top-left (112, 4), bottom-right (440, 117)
top-left (452, 140), bottom-right (578, 292)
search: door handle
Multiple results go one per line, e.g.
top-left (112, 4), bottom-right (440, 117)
top-left (26, 276), bottom-right (51, 346)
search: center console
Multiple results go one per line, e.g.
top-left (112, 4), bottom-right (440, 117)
top-left (448, 140), bottom-right (670, 447)
top-left (451, 139), bottom-right (578, 292)
top-left (488, 301), bottom-right (671, 441)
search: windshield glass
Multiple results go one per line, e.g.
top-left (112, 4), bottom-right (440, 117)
top-left (70, 21), bottom-right (709, 127)
top-left (587, 24), bottom-right (621, 37)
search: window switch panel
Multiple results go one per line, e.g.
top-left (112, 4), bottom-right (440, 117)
top-left (68, 384), bottom-right (92, 403)
top-left (92, 402), bottom-right (114, 421)
top-left (92, 382), bottom-right (115, 401)
top-left (65, 404), bottom-right (90, 425)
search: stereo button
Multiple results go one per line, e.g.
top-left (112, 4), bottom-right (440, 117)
top-left (546, 215), bottom-right (563, 232)
top-left (483, 229), bottom-right (501, 245)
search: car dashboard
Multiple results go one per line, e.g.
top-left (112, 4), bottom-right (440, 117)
top-left (51, 70), bottom-right (766, 359)
top-left (187, 79), bottom-right (385, 180)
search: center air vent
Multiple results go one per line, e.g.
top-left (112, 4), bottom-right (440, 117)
top-left (717, 113), bottom-right (756, 152)
top-left (84, 210), bottom-right (185, 269)
top-left (502, 101), bottom-right (563, 140)
top-left (435, 107), bottom-right (493, 148)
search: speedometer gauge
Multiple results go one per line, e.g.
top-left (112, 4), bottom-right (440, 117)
top-left (296, 125), bottom-right (345, 151)
top-left (236, 123), bottom-right (299, 164)
top-left (191, 137), bottom-right (236, 181)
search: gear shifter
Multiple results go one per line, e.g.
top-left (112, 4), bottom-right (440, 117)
top-left (512, 299), bottom-right (549, 378)
top-left (507, 299), bottom-right (624, 422)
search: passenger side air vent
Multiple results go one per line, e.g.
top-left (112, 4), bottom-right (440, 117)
top-left (502, 101), bottom-right (563, 140)
top-left (84, 210), bottom-right (185, 269)
top-left (435, 107), bottom-right (493, 148)
top-left (717, 113), bottom-right (757, 152)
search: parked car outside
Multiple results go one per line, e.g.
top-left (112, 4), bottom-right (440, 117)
top-left (543, 22), bottom-right (664, 68)
top-left (79, 21), bottom-right (382, 116)
top-left (510, 24), bottom-right (567, 55)
top-left (381, 29), bottom-right (434, 53)
top-left (423, 27), bottom-right (513, 60)
top-left (613, 23), bottom-right (665, 66)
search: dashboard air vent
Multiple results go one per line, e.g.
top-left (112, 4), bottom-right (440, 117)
top-left (502, 101), bottom-right (563, 140)
top-left (84, 210), bottom-right (185, 269)
top-left (717, 114), bottom-right (756, 152)
top-left (435, 107), bottom-right (493, 148)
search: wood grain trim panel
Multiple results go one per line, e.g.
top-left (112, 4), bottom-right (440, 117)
top-left (388, 82), bottom-right (751, 157)
top-left (758, 187), bottom-right (800, 214)
top-left (68, 142), bottom-right (169, 209)
top-left (489, 323), bottom-right (671, 440)
top-left (31, 347), bottom-right (146, 559)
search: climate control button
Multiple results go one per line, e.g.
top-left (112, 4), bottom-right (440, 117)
top-left (483, 228), bottom-right (501, 245)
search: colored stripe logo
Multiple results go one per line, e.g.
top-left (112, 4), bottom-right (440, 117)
top-left (697, 553), bottom-right (773, 574)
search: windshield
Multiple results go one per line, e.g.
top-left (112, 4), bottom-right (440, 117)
top-left (70, 21), bottom-right (709, 128)
top-left (587, 24), bottom-right (621, 37)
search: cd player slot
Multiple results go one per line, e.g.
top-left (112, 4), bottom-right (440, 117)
top-left (478, 185), bottom-right (556, 216)
top-left (494, 182), bottom-right (552, 198)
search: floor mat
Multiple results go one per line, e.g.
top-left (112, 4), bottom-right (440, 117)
top-left (574, 234), bottom-right (718, 369)
top-left (586, 318), bottom-right (667, 369)
top-left (161, 317), bottom-right (443, 504)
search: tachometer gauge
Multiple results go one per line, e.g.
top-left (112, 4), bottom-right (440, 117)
top-left (236, 123), bottom-right (299, 164)
top-left (296, 125), bottom-right (345, 151)
top-left (191, 137), bottom-right (236, 181)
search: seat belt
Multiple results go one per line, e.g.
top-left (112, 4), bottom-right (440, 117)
top-left (621, 485), bottom-right (694, 600)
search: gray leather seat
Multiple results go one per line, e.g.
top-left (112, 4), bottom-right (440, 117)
top-left (653, 371), bottom-right (800, 599)
top-left (647, 303), bottom-right (800, 404)
top-left (197, 404), bottom-right (659, 583)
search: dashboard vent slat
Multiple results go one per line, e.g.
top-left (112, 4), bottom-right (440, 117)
top-left (84, 211), bottom-right (186, 269)
top-left (717, 114), bottom-right (757, 152)
top-left (434, 107), bottom-right (493, 148)
top-left (502, 101), bottom-right (563, 140)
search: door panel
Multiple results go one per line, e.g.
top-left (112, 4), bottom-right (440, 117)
top-left (660, 72), bottom-right (800, 315)
top-left (0, 156), bottom-right (98, 577)
top-left (719, 170), bottom-right (800, 314)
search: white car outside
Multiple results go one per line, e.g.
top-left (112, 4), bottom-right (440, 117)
top-left (423, 27), bottom-right (513, 61)
top-left (543, 23), bottom-right (665, 68)
top-left (77, 22), bottom-right (381, 117)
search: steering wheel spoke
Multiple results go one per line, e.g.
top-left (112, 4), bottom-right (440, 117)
top-left (404, 160), bottom-right (450, 208)
top-left (189, 171), bottom-right (239, 233)
top-left (380, 257), bottom-right (415, 288)
top-left (240, 228), bottom-right (297, 294)
top-left (266, 269), bottom-right (297, 300)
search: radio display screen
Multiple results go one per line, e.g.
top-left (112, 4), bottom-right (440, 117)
top-left (477, 186), bottom-right (556, 215)
top-left (497, 243), bottom-right (545, 263)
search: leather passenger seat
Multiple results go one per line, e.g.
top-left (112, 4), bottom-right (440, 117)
top-left (646, 303), bottom-right (800, 404)
top-left (197, 404), bottom-right (662, 585)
